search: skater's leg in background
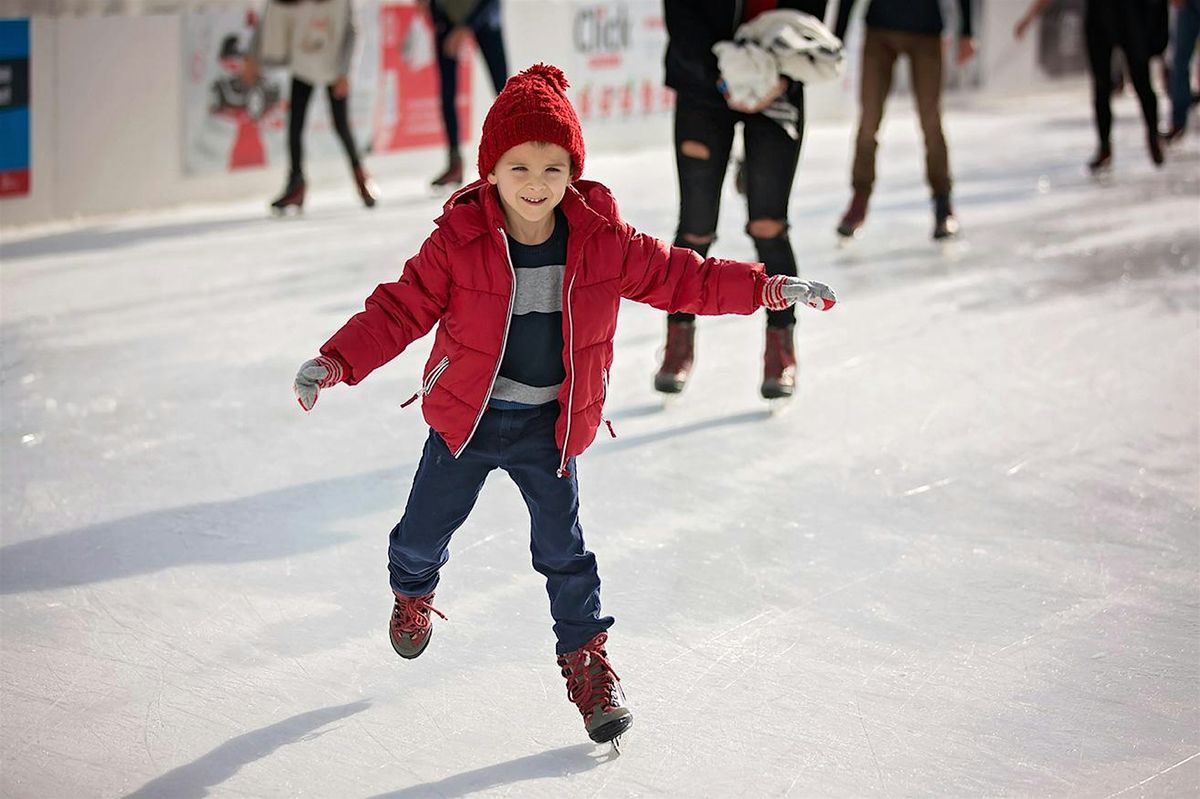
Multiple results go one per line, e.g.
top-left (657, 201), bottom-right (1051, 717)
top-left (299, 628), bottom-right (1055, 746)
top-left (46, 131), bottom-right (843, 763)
top-left (325, 85), bottom-right (361, 172)
top-left (388, 426), bottom-right (494, 597)
top-left (907, 33), bottom-right (952, 198)
top-left (742, 107), bottom-right (802, 330)
top-left (1114, 0), bottom-right (1160, 141)
top-left (287, 76), bottom-right (315, 180)
top-left (471, 4), bottom-right (509, 95)
top-left (1086, 7), bottom-right (1116, 150)
top-left (502, 405), bottom-right (613, 655)
top-left (669, 97), bottom-right (736, 326)
top-left (1169, 0), bottom-right (1200, 131)
top-left (433, 11), bottom-right (461, 160)
top-left (852, 28), bottom-right (899, 196)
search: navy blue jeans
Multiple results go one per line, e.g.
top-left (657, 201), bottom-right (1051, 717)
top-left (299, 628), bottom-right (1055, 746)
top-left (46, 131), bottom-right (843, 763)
top-left (388, 403), bottom-right (612, 655)
top-left (1170, 0), bottom-right (1200, 130)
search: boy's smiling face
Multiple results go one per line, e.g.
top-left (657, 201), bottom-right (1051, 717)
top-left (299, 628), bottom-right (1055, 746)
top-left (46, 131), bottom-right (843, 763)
top-left (487, 141), bottom-right (572, 245)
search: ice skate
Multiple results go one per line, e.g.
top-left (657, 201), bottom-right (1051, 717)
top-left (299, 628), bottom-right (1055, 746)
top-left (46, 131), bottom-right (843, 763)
top-left (1147, 134), bottom-right (1164, 167)
top-left (653, 320), bottom-right (695, 396)
top-left (388, 591), bottom-right (445, 660)
top-left (761, 324), bottom-right (797, 403)
top-left (557, 633), bottom-right (633, 745)
top-left (430, 153), bottom-right (464, 192)
top-left (270, 174), bottom-right (306, 216)
top-left (354, 166), bottom-right (379, 208)
top-left (932, 194), bottom-right (959, 241)
top-left (1087, 146), bottom-right (1113, 177)
top-left (836, 191), bottom-right (869, 240)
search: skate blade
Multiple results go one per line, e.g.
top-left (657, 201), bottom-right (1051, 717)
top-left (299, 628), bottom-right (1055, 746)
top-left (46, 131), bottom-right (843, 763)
top-left (836, 232), bottom-right (856, 249)
top-left (428, 183), bottom-right (462, 199)
top-left (766, 396), bottom-right (793, 415)
top-left (589, 714), bottom-right (633, 745)
top-left (270, 205), bottom-right (304, 219)
top-left (938, 238), bottom-right (969, 260)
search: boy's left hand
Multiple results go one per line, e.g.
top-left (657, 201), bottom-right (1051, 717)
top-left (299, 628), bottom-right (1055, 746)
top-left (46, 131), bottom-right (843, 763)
top-left (763, 276), bottom-right (837, 311)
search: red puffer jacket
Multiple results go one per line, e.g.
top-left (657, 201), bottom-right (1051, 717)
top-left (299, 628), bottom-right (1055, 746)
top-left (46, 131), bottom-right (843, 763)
top-left (321, 178), bottom-right (772, 475)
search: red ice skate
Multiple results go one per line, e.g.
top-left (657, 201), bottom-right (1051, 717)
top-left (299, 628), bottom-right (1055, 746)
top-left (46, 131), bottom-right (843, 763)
top-left (558, 632), bottom-right (633, 745)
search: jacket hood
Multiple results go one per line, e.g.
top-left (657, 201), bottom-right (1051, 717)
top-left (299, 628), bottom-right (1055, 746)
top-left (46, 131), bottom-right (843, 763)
top-left (433, 179), bottom-right (619, 245)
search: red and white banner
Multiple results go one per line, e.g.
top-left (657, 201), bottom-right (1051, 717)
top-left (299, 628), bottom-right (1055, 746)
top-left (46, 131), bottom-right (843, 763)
top-left (373, 4), bottom-right (471, 152)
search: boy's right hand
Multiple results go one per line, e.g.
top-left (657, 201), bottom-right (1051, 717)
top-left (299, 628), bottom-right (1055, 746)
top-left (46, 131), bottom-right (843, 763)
top-left (762, 276), bottom-right (837, 312)
top-left (293, 356), bottom-right (345, 411)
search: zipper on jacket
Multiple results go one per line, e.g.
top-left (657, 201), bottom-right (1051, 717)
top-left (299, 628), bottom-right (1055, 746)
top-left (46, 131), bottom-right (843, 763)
top-left (453, 229), bottom-right (517, 458)
top-left (600, 367), bottom-right (616, 439)
top-left (401, 356), bottom-right (450, 408)
top-left (557, 273), bottom-right (579, 477)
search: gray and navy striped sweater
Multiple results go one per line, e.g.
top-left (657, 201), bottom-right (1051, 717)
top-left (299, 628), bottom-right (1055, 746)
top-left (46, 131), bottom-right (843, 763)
top-left (489, 209), bottom-right (569, 409)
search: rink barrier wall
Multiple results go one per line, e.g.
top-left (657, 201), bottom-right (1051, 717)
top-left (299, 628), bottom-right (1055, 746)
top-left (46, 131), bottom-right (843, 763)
top-left (0, 0), bottom-right (1065, 230)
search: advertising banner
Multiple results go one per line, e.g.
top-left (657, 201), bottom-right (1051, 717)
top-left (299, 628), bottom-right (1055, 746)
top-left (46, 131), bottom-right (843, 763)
top-left (374, 3), bottom-right (470, 152)
top-left (561, 1), bottom-right (673, 124)
top-left (182, 4), bottom-right (378, 175)
top-left (0, 19), bottom-right (31, 198)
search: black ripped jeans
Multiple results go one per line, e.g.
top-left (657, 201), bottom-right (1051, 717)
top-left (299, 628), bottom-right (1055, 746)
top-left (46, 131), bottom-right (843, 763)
top-left (669, 92), bottom-right (804, 329)
top-left (287, 76), bottom-right (360, 180)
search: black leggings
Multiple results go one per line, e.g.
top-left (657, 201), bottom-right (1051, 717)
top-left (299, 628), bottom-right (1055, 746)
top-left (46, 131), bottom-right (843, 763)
top-left (669, 94), bottom-right (804, 329)
top-left (1085, 0), bottom-right (1159, 148)
top-left (288, 76), bottom-right (360, 180)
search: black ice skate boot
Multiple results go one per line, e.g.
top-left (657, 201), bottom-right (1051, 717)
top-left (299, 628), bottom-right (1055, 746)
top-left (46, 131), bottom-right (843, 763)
top-left (558, 633), bottom-right (633, 744)
top-left (761, 324), bottom-right (797, 399)
top-left (653, 320), bottom-right (695, 394)
top-left (1087, 145), bottom-right (1113, 175)
top-left (1162, 125), bottom-right (1187, 146)
top-left (932, 193), bottom-right (960, 241)
top-left (270, 173), bottom-right (306, 215)
top-left (1147, 133), bottom-right (1164, 167)
top-left (389, 592), bottom-right (446, 659)
top-left (836, 191), bottom-right (869, 238)
top-left (430, 151), bottom-right (464, 189)
top-left (354, 165), bottom-right (379, 208)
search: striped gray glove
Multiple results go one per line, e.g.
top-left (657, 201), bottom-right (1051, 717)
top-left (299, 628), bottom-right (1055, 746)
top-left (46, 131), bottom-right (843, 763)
top-left (293, 355), bottom-right (345, 411)
top-left (761, 275), bottom-right (837, 311)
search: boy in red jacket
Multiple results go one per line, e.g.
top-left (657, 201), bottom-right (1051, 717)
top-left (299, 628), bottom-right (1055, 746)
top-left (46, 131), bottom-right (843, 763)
top-left (292, 64), bottom-right (835, 745)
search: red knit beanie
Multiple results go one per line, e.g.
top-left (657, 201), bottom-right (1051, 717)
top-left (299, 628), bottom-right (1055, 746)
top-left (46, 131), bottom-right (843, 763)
top-left (477, 63), bottom-right (585, 180)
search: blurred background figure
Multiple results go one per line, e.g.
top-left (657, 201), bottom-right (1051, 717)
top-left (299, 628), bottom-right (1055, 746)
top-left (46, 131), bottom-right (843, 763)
top-left (243, 0), bottom-right (377, 214)
top-left (654, 1), bottom-right (836, 402)
top-left (1016, 0), bottom-right (1164, 174)
top-left (833, 0), bottom-right (976, 242)
top-left (422, 0), bottom-right (509, 189)
top-left (1165, 0), bottom-right (1200, 143)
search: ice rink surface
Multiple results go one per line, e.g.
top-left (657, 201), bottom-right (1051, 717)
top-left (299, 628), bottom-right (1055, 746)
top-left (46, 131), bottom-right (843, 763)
top-left (2, 88), bottom-right (1198, 798)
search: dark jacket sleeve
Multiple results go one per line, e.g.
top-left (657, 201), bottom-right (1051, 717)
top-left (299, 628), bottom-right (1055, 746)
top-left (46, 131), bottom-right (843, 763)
top-left (957, 0), bottom-right (973, 38)
top-left (320, 231), bottom-right (453, 384)
top-left (663, 0), bottom-right (725, 95)
top-left (464, 0), bottom-right (501, 29)
top-left (833, 0), bottom-right (858, 41)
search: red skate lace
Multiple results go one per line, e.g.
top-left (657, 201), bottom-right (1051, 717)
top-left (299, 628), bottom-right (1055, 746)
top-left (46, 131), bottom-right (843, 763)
top-left (559, 633), bottom-right (620, 720)
top-left (391, 594), bottom-right (446, 635)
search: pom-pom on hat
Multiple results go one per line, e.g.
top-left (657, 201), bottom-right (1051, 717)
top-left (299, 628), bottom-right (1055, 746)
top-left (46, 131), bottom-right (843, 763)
top-left (477, 63), bottom-right (585, 180)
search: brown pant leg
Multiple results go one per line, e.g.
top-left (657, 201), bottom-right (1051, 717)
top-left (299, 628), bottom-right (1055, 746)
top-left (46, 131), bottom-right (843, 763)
top-left (852, 28), bottom-right (899, 195)
top-left (906, 32), bottom-right (951, 196)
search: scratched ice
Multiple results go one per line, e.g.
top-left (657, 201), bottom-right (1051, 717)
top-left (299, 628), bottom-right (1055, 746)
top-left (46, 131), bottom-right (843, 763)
top-left (2, 89), bottom-right (1197, 797)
